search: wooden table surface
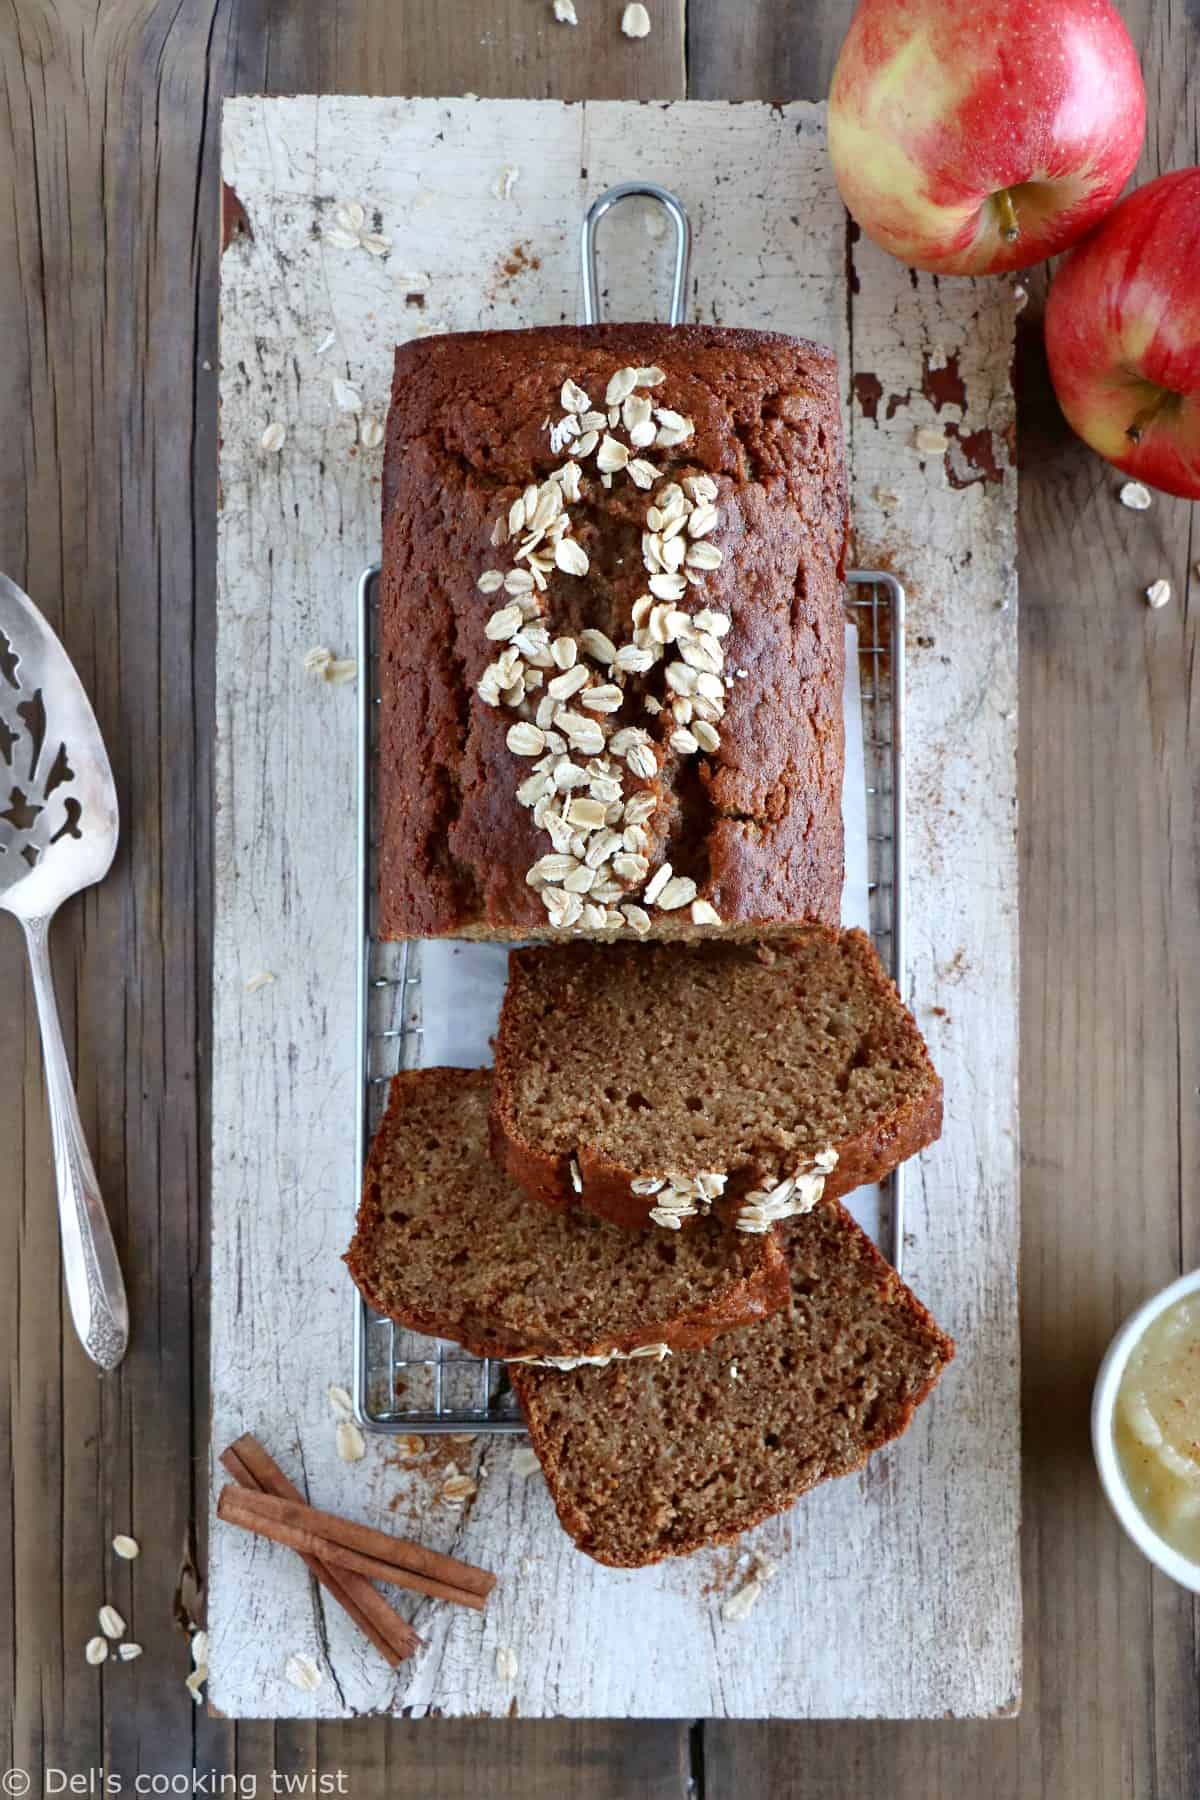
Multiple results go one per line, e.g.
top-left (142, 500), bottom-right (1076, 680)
top-left (0, 1), bottom-right (1196, 1793)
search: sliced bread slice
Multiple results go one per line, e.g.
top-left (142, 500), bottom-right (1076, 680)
top-left (345, 1068), bottom-right (791, 1361)
top-left (510, 1200), bottom-right (954, 1566)
top-left (491, 928), bottom-right (943, 1232)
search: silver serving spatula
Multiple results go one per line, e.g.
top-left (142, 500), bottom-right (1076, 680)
top-left (0, 573), bottom-right (127, 1370)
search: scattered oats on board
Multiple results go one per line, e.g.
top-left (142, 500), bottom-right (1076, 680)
top-left (327, 1382), bottom-right (354, 1418)
top-left (112, 1534), bottom-right (139, 1560)
top-left (118, 1643), bottom-right (143, 1662)
top-left (441, 1474), bottom-right (478, 1507)
top-left (244, 971), bottom-right (275, 994)
top-left (85, 1636), bottom-right (109, 1666)
top-left (492, 164), bottom-right (520, 201)
top-left (495, 1645), bottom-right (519, 1683)
top-left (396, 1433), bottom-right (426, 1457)
top-left (1119, 480), bottom-right (1153, 511)
top-left (721, 1555), bottom-right (777, 1623)
top-left (259, 421), bottom-right (286, 453)
top-left (185, 1667), bottom-right (207, 1704)
top-left (191, 1630), bottom-right (209, 1668)
top-left (332, 378), bottom-right (363, 414)
top-left (552, 0), bottom-right (578, 19)
top-left (336, 1419), bottom-right (367, 1462)
top-left (326, 201), bottom-right (391, 258)
top-left (914, 425), bottom-right (950, 454)
top-left (360, 416), bottom-right (385, 450)
top-left (304, 645), bottom-right (356, 684)
top-left (326, 199), bottom-right (366, 248)
top-left (512, 1447), bottom-right (542, 1478)
top-left (622, 2), bottom-right (651, 35)
top-left (99, 1605), bottom-right (126, 1640)
top-left (1144, 579), bottom-right (1171, 610)
top-left (284, 1652), bottom-right (323, 1693)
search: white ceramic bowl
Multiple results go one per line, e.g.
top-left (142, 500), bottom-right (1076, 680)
top-left (1092, 1267), bottom-right (1200, 1590)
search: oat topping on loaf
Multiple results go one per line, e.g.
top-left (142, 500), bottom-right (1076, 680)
top-left (630, 1147), bottom-right (838, 1232)
top-left (378, 323), bottom-right (847, 942)
top-left (345, 1067), bottom-right (793, 1358)
top-left (735, 1148), bottom-right (839, 1234)
top-left (470, 364), bottom-right (737, 934)
top-left (507, 1341), bottom-right (671, 1370)
top-left (491, 930), bottom-right (943, 1232)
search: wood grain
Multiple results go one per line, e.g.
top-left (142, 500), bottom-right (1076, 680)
top-left (1, 0), bottom-right (1196, 1785)
top-left (0, 0), bottom-right (687, 1789)
top-left (211, 92), bottom-right (1016, 1720)
top-left (693, 0), bottom-right (1200, 1794)
top-left (687, 0), bottom-right (853, 99)
top-left (0, 0), bottom-right (211, 1782)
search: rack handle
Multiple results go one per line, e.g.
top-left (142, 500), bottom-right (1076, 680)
top-left (580, 183), bottom-right (692, 327)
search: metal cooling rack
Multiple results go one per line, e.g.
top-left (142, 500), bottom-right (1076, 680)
top-left (352, 563), bottom-right (906, 1435)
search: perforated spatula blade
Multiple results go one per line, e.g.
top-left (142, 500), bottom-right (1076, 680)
top-left (0, 572), bottom-right (127, 1370)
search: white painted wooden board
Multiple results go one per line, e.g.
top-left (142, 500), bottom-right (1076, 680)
top-left (212, 97), bottom-right (1020, 1720)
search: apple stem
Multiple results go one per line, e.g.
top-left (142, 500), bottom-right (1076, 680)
top-left (993, 190), bottom-right (1020, 244)
top-left (1127, 389), bottom-right (1170, 445)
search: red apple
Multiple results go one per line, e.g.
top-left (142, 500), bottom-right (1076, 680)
top-left (1045, 169), bottom-right (1200, 499)
top-left (828, 0), bottom-right (1145, 276)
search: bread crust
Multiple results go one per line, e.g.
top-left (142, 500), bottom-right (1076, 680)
top-left (491, 1080), bottom-right (945, 1231)
top-left (510, 1201), bottom-right (955, 1566)
top-left (378, 323), bottom-right (847, 942)
top-left (344, 1067), bottom-right (792, 1359)
top-left (490, 929), bottom-right (944, 1231)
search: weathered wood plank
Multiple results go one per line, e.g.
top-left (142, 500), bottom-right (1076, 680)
top-left (0, 0), bottom-right (213, 1781)
top-left (212, 93), bottom-right (1017, 1720)
top-left (687, 0), bottom-right (853, 101)
top-left (332, 0), bottom-right (686, 101)
top-left (317, 1721), bottom-right (689, 1796)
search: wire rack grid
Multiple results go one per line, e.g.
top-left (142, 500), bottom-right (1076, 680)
top-left (353, 565), bottom-right (906, 1434)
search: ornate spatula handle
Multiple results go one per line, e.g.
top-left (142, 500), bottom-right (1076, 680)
top-left (21, 913), bottom-right (128, 1370)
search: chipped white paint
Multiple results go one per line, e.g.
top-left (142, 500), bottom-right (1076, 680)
top-left (213, 97), bottom-right (1019, 1720)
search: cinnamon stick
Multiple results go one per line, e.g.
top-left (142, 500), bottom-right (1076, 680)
top-left (217, 1485), bottom-right (489, 1612)
top-left (227, 1482), bottom-right (496, 1599)
top-left (219, 1437), bottom-right (419, 1666)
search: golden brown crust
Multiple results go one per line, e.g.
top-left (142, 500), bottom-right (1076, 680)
top-left (378, 323), bottom-right (847, 942)
top-left (490, 928), bottom-right (944, 1231)
top-left (344, 1067), bottom-right (792, 1359)
top-left (510, 1201), bottom-right (956, 1566)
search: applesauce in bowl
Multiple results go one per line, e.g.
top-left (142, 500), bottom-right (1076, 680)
top-left (1093, 1270), bottom-right (1200, 1588)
